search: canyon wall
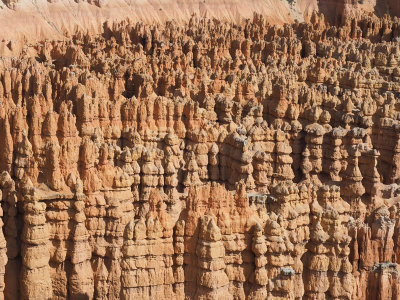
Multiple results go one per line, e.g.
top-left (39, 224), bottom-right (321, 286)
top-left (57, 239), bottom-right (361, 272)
top-left (1, 9), bottom-right (400, 300)
top-left (1, 0), bottom-right (400, 56)
top-left (0, 0), bottom-right (312, 49)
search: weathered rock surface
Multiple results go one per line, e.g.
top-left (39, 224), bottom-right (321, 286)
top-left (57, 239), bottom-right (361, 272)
top-left (1, 0), bottom-right (400, 57)
top-left (1, 9), bottom-right (400, 300)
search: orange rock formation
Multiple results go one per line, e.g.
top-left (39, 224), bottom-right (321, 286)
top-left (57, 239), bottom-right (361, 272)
top-left (0, 6), bottom-right (400, 300)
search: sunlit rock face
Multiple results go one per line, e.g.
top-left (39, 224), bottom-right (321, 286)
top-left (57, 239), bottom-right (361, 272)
top-left (1, 10), bottom-right (400, 300)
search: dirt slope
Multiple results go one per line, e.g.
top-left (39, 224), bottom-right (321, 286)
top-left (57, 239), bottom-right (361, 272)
top-left (0, 0), bottom-right (315, 42)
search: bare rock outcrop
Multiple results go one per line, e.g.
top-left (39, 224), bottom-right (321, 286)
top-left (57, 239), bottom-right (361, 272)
top-left (1, 9), bottom-right (400, 300)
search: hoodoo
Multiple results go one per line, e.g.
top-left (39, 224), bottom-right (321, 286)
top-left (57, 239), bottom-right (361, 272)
top-left (0, 0), bottom-right (400, 299)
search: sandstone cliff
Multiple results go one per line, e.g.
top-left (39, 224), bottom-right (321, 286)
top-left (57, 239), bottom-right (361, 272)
top-left (1, 0), bottom-right (400, 57)
top-left (1, 8), bottom-right (400, 300)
